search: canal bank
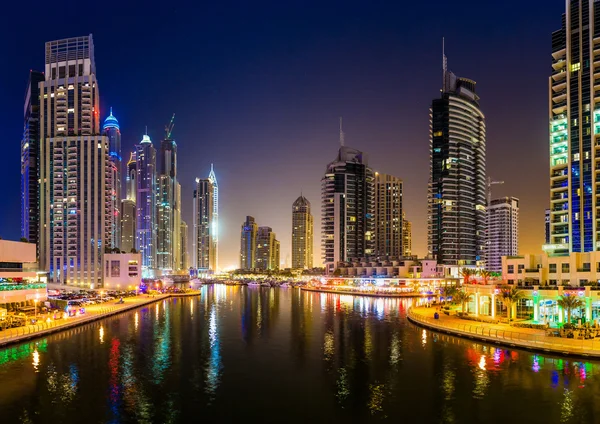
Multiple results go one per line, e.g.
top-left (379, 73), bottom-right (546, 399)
top-left (301, 286), bottom-right (426, 298)
top-left (408, 306), bottom-right (600, 359)
top-left (0, 291), bottom-right (200, 348)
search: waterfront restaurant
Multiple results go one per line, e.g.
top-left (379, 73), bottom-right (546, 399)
top-left (456, 252), bottom-right (600, 324)
top-left (0, 239), bottom-right (47, 304)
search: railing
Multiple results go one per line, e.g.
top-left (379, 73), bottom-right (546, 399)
top-left (407, 308), bottom-right (600, 355)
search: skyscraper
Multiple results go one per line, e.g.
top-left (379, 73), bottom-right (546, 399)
top-left (126, 151), bottom-right (136, 202)
top-left (208, 164), bottom-right (219, 271)
top-left (292, 194), bottom-right (313, 269)
top-left (402, 213), bottom-right (412, 257)
top-left (547, 1), bottom-right (599, 255)
top-left (321, 143), bottom-right (375, 274)
top-left (193, 178), bottom-right (215, 271)
top-left (487, 197), bottom-right (519, 272)
top-left (103, 108), bottom-right (121, 249)
top-left (181, 220), bottom-right (189, 271)
top-left (156, 174), bottom-right (173, 270)
top-left (21, 70), bottom-right (44, 257)
top-left (428, 51), bottom-right (486, 266)
top-left (39, 34), bottom-right (112, 286)
top-left (136, 133), bottom-right (156, 273)
top-left (120, 199), bottom-right (136, 253)
top-left (240, 216), bottom-right (258, 270)
top-left (256, 226), bottom-right (279, 270)
top-left (374, 172), bottom-right (403, 257)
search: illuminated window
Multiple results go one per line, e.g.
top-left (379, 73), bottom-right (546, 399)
top-left (433, 131), bottom-right (442, 137)
top-left (571, 62), bottom-right (581, 72)
top-left (574, 153), bottom-right (580, 161)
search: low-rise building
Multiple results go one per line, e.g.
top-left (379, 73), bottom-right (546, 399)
top-left (0, 239), bottom-right (46, 304)
top-left (103, 253), bottom-right (142, 290)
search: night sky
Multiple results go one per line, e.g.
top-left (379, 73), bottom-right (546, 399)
top-left (0, 1), bottom-right (564, 268)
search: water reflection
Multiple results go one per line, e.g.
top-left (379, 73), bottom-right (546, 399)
top-left (4, 286), bottom-right (600, 422)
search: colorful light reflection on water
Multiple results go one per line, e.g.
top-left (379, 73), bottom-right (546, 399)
top-left (1, 286), bottom-right (600, 422)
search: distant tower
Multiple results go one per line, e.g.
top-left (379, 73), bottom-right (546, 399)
top-left (103, 108), bottom-right (122, 249)
top-left (321, 142), bottom-right (375, 274)
top-left (402, 213), bottom-right (412, 257)
top-left (428, 46), bottom-right (486, 266)
top-left (240, 216), bottom-right (258, 270)
top-left (374, 172), bottom-right (403, 257)
top-left (21, 70), bottom-right (44, 259)
top-left (292, 194), bottom-right (313, 269)
top-left (487, 197), bottom-right (519, 272)
top-left (181, 220), bottom-right (189, 271)
top-left (120, 199), bottom-right (136, 252)
top-left (136, 133), bottom-right (157, 273)
top-left (193, 178), bottom-right (215, 271)
top-left (256, 226), bottom-right (279, 270)
top-left (208, 164), bottom-right (219, 271)
top-left (126, 151), bottom-right (137, 202)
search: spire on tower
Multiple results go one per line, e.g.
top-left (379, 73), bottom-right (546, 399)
top-left (339, 117), bottom-right (345, 147)
top-left (442, 37), bottom-right (447, 92)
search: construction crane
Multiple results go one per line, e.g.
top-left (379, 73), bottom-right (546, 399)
top-left (165, 113), bottom-right (175, 139)
top-left (487, 177), bottom-right (504, 206)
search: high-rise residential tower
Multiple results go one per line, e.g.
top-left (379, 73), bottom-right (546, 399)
top-left (103, 108), bottom-right (121, 249)
top-left (208, 164), bottom-right (219, 271)
top-left (21, 70), bottom-right (44, 257)
top-left (487, 197), bottom-right (519, 272)
top-left (256, 226), bottom-right (279, 270)
top-left (402, 213), bottom-right (412, 257)
top-left (156, 174), bottom-right (173, 270)
top-left (240, 216), bottom-right (258, 270)
top-left (292, 194), bottom-right (313, 269)
top-left (126, 151), bottom-right (136, 202)
top-left (428, 51), bottom-right (486, 266)
top-left (321, 142), bottom-right (375, 274)
top-left (193, 178), bottom-right (215, 271)
top-left (547, 1), bottom-right (600, 255)
top-left (374, 172), bottom-right (403, 257)
top-left (39, 34), bottom-right (112, 286)
top-left (120, 199), bottom-right (136, 253)
top-left (136, 133), bottom-right (156, 273)
top-left (181, 220), bottom-right (189, 271)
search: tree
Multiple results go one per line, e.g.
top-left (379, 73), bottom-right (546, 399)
top-left (20, 237), bottom-right (29, 243)
top-left (479, 270), bottom-right (492, 285)
top-left (499, 287), bottom-right (525, 322)
top-left (440, 285), bottom-right (458, 304)
top-left (453, 290), bottom-right (472, 313)
top-left (460, 268), bottom-right (475, 285)
top-left (130, 248), bottom-right (138, 253)
top-left (557, 294), bottom-right (585, 325)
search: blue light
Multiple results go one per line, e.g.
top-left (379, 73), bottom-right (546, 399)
top-left (102, 107), bottom-right (120, 131)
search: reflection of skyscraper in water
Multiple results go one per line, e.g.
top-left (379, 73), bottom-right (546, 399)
top-left (205, 304), bottom-right (222, 399)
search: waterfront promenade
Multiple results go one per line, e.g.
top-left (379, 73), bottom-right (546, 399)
top-left (301, 286), bottom-right (425, 298)
top-left (0, 292), bottom-right (199, 348)
top-left (408, 306), bottom-right (600, 358)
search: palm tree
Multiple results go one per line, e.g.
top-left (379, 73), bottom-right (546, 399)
top-left (460, 268), bottom-right (474, 285)
top-left (499, 287), bottom-right (525, 322)
top-left (440, 285), bottom-right (458, 304)
top-left (479, 270), bottom-right (492, 285)
top-left (557, 294), bottom-right (585, 325)
top-left (453, 290), bottom-right (472, 313)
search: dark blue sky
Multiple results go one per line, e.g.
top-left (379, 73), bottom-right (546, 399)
top-left (0, 0), bottom-right (563, 267)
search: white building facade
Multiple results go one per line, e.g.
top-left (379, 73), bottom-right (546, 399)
top-left (487, 197), bottom-right (519, 272)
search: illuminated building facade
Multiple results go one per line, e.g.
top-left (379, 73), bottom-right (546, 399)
top-left (208, 164), bottom-right (219, 271)
top-left (321, 146), bottom-right (375, 274)
top-left (428, 53), bottom-right (486, 266)
top-left (402, 213), bottom-right (412, 256)
top-left (193, 178), bottom-right (215, 271)
top-left (487, 197), bottom-right (519, 272)
top-left (126, 151), bottom-right (136, 202)
top-left (120, 199), bottom-right (136, 253)
top-left (180, 220), bottom-right (188, 270)
top-left (135, 134), bottom-right (156, 272)
top-left (240, 216), bottom-right (258, 270)
top-left (256, 226), bottom-right (279, 270)
top-left (546, 1), bottom-right (600, 256)
top-left (292, 194), bottom-right (313, 269)
top-left (374, 172), bottom-right (403, 257)
top-left (102, 108), bottom-right (121, 248)
top-left (21, 70), bottom-right (44, 258)
top-left (39, 34), bottom-right (112, 286)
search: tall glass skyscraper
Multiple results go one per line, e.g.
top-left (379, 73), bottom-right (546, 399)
top-left (208, 164), bottom-right (219, 271)
top-left (126, 151), bottom-right (136, 202)
top-left (136, 134), bottom-right (156, 273)
top-left (39, 34), bottom-right (112, 286)
top-left (428, 54), bottom-right (486, 266)
top-left (21, 70), bottom-right (44, 258)
top-left (547, 1), bottom-right (600, 255)
top-left (291, 194), bottom-right (313, 269)
top-left (193, 178), bottom-right (215, 271)
top-left (102, 108), bottom-right (121, 249)
top-left (240, 216), bottom-right (258, 270)
top-left (321, 146), bottom-right (375, 274)
top-left (374, 172), bottom-right (403, 257)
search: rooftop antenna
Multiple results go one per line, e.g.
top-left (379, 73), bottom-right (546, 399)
top-left (145, 125), bottom-right (148, 136)
top-left (339, 117), bottom-right (345, 147)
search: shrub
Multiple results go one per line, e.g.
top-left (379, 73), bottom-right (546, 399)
top-left (512, 322), bottom-right (549, 330)
top-left (562, 323), bottom-right (575, 330)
